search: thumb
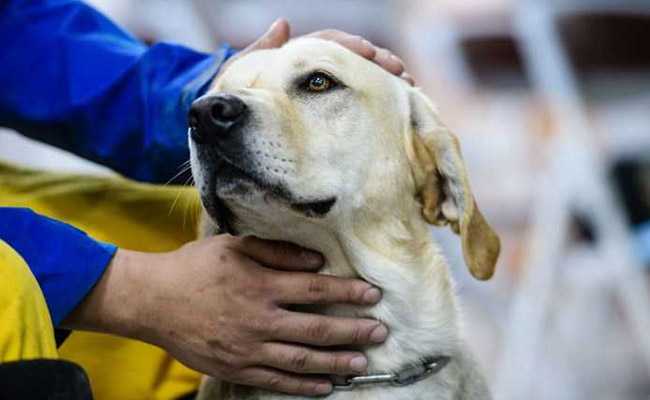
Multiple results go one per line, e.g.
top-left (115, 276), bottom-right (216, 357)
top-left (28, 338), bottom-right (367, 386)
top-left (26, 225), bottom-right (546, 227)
top-left (249, 18), bottom-right (290, 51)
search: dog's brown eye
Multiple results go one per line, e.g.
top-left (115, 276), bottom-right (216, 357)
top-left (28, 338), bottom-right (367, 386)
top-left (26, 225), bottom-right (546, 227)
top-left (306, 73), bottom-right (334, 92)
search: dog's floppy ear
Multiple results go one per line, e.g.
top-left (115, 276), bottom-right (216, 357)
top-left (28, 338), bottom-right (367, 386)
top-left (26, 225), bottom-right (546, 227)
top-left (405, 88), bottom-right (500, 280)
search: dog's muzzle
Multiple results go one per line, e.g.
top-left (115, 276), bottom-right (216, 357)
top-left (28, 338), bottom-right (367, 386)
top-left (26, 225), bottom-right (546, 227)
top-left (189, 93), bottom-right (248, 145)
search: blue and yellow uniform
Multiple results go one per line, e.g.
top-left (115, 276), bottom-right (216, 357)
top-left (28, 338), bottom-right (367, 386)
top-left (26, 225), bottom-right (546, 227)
top-left (0, 1), bottom-right (234, 398)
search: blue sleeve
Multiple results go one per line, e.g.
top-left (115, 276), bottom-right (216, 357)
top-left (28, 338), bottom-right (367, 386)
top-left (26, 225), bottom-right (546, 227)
top-left (0, 207), bottom-right (117, 326)
top-left (0, 0), bottom-right (235, 183)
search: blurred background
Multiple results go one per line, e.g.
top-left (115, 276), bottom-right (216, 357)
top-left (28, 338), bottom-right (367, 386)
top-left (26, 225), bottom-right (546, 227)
top-left (2, 0), bottom-right (649, 398)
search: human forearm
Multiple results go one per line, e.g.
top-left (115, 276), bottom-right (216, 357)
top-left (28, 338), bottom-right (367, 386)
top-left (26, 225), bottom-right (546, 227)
top-left (0, 0), bottom-right (234, 183)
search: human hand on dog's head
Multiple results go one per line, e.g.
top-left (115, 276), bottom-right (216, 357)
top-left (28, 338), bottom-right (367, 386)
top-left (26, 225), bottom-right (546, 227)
top-left (219, 18), bottom-right (414, 86)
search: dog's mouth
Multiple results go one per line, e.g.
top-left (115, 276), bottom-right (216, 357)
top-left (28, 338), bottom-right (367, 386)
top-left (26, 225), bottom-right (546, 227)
top-left (213, 155), bottom-right (267, 195)
top-left (289, 198), bottom-right (337, 218)
top-left (206, 153), bottom-right (337, 219)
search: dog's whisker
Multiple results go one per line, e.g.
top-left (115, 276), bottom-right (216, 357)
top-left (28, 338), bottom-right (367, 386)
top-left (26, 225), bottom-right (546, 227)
top-left (184, 174), bottom-right (195, 187)
top-left (168, 188), bottom-right (185, 217)
top-left (163, 161), bottom-right (192, 186)
top-left (182, 190), bottom-right (199, 231)
top-left (182, 193), bottom-right (190, 230)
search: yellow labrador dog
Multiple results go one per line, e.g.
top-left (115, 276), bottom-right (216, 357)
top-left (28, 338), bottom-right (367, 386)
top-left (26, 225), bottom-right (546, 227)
top-left (189, 38), bottom-right (500, 400)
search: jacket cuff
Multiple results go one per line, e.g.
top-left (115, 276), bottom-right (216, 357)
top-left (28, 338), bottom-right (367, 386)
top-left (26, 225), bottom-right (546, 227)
top-left (0, 208), bottom-right (117, 326)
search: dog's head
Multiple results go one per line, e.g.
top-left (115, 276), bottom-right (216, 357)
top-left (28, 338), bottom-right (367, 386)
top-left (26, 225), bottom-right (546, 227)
top-left (189, 38), bottom-right (499, 280)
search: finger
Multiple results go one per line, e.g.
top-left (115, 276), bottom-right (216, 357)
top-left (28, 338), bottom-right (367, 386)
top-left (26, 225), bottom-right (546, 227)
top-left (238, 367), bottom-right (333, 396)
top-left (401, 71), bottom-right (415, 86)
top-left (271, 272), bottom-right (381, 305)
top-left (215, 19), bottom-right (290, 80)
top-left (373, 47), bottom-right (405, 76)
top-left (260, 343), bottom-right (368, 375)
top-left (336, 36), bottom-right (376, 59)
top-left (270, 312), bottom-right (389, 346)
top-left (250, 18), bottom-right (291, 51)
top-left (237, 236), bottom-right (323, 271)
top-left (309, 30), bottom-right (376, 60)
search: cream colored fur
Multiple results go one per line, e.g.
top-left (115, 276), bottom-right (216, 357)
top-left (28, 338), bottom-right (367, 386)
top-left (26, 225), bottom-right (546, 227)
top-left (191, 38), bottom-right (499, 400)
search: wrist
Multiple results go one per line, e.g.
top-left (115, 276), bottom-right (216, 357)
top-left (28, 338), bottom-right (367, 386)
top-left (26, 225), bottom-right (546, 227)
top-left (61, 248), bottom-right (160, 343)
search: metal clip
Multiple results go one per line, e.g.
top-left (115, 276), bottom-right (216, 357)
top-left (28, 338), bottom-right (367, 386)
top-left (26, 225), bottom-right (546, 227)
top-left (332, 372), bottom-right (395, 391)
top-left (391, 357), bottom-right (449, 386)
top-left (332, 356), bottom-right (450, 391)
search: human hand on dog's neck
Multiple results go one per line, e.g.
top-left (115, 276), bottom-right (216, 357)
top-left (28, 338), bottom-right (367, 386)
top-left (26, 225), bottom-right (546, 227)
top-left (61, 235), bottom-right (393, 397)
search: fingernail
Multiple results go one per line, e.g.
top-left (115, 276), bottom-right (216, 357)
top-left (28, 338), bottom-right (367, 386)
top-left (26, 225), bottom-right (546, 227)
top-left (315, 382), bottom-right (332, 395)
top-left (362, 39), bottom-right (373, 47)
top-left (370, 324), bottom-right (388, 343)
top-left (302, 251), bottom-right (323, 267)
top-left (362, 287), bottom-right (382, 304)
top-left (350, 356), bottom-right (368, 373)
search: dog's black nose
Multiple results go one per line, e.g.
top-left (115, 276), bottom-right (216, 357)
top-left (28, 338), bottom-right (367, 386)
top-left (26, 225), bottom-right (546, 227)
top-left (189, 94), bottom-right (247, 144)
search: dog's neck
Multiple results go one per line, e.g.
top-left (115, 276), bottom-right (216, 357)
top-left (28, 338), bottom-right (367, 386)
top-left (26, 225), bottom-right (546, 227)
top-left (222, 201), bottom-right (462, 373)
